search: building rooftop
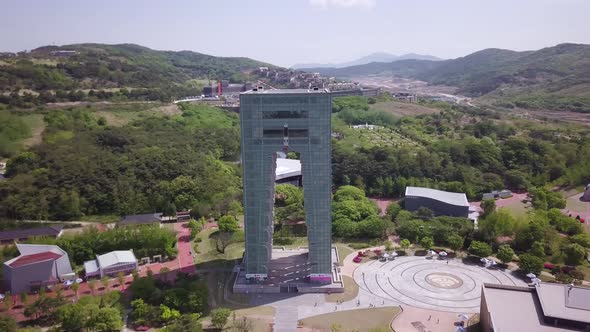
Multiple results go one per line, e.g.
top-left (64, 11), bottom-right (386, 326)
top-left (242, 88), bottom-right (329, 94)
top-left (118, 213), bottom-right (162, 226)
top-left (96, 250), bottom-right (137, 268)
top-left (275, 158), bottom-right (301, 180)
top-left (0, 225), bottom-right (63, 241)
top-left (536, 283), bottom-right (590, 323)
top-left (84, 259), bottom-right (99, 275)
top-left (483, 283), bottom-right (590, 332)
top-left (405, 186), bottom-right (469, 207)
top-left (7, 251), bottom-right (62, 268)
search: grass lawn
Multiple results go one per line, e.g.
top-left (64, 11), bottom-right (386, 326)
top-left (300, 307), bottom-right (401, 332)
top-left (335, 243), bottom-right (354, 265)
top-left (499, 199), bottom-right (529, 217)
top-left (370, 100), bottom-right (440, 117)
top-left (20, 114), bottom-right (45, 148)
top-left (194, 228), bottom-right (244, 269)
top-left (325, 276), bottom-right (358, 303)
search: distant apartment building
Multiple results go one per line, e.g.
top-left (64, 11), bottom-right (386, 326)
top-left (3, 244), bottom-right (74, 293)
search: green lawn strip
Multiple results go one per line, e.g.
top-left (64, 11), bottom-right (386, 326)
top-left (299, 307), bottom-right (400, 332)
top-left (325, 276), bottom-right (358, 303)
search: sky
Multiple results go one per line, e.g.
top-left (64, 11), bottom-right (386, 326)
top-left (1, 0), bottom-right (589, 67)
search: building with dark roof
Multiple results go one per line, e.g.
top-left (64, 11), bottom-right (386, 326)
top-left (117, 213), bottom-right (163, 227)
top-left (3, 244), bottom-right (74, 293)
top-left (481, 283), bottom-right (590, 331)
top-left (0, 225), bottom-right (63, 245)
top-left (404, 186), bottom-right (469, 217)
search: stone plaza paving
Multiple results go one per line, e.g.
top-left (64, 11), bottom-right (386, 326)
top-left (352, 256), bottom-right (527, 313)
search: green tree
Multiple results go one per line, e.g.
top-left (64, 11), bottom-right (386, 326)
top-left (211, 307), bottom-right (232, 330)
top-left (529, 241), bottom-right (545, 258)
top-left (468, 241), bottom-right (492, 258)
top-left (420, 236), bottom-right (434, 250)
top-left (400, 239), bottom-right (410, 250)
top-left (100, 276), bottom-right (110, 293)
top-left (86, 306), bottom-right (123, 332)
top-left (71, 281), bottom-right (80, 300)
top-left (570, 233), bottom-right (590, 248)
top-left (480, 199), bottom-right (496, 218)
top-left (415, 207), bottom-right (434, 220)
top-left (88, 279), bottom-right (97, 295)
top-left (131, 299), bottom-right (150, 325)
top-left (56, 303), bottom-right (86, 332)
top-left (385, 202), bottom-right (401, 221)
top-left (564, 243), bottom-right (586, 266)
top-left (161, 314), bottom-right (203, 332)
top-left (0, 315), bottom-right (17, 332)
top-left (160, 304), bottom-right (181, 323)
top-left (446, 234), bottom-right (464, 252)
top-left (217, 215), bottom-right (239, 233)
top-left (117, 272), bottom-right (125, 290)
top-left (496, 245), bottom-right (515, 264)
top-left (518, 253), bottom-right (543, 275)
top-left (19, 292), bottom-right (28, 307)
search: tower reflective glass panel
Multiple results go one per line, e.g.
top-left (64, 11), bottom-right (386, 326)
top-left (240, 89), bottom-right (332, 282)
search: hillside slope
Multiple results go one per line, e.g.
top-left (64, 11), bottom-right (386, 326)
top-left (307, 43), bottom-right (590, 103)
top-left (0, 43), bottom-right (274, 105)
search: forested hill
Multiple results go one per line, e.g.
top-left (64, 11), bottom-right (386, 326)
top-left (306, 43), bottom-right (590, 101)
top-left (0, 43), bottom-right (275, 106)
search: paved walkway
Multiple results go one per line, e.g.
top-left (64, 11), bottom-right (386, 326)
top-left (174, 221), bottom-right (196, 274)
top-left (274, 306), bottom-right (299, 332)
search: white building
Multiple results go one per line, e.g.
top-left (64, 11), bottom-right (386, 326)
top-left (84, 250), bottom-right (138, 278)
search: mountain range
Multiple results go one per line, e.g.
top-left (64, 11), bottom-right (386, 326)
top-left (303, 43), bottom-right (590, 101)
top-left (291, 52), bottom-right (441, 69)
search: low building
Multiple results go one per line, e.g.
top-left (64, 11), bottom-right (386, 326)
top-left (275, 158), bottom-right (302, 186)
top-left (176, 211), bottom-right (191, 221)
top-left (481, 283), bottom-right (590, 331)
top-left (117, 213), bottom-right (163, 227)
top-left (404, 186), bottom-right (469, 217)
top-left (482, 189), bottom-right (512, 200)
top-left (3, 244), bottom-right (74, 293)
top-left (84, 250), bottom-right (138, 278)
top-left (0, 225), bottom-right (63, 245)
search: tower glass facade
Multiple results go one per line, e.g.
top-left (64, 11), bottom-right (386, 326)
top-left (240, 89), bottom-right (332, 282)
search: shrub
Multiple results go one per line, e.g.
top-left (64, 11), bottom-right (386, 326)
top-left (518, 253), bottom-right (543, 275)
top-left (349, 243), bottom-right (371, 250)
top-left (496, 245), bottom-right (515, 264)
top-left (468, 241), bottom-right (492, 258)
top-left (273, 237), bottom-right (294, 246)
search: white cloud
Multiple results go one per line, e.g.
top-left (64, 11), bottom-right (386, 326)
top-left (309, 0), bottom-right (377, 9)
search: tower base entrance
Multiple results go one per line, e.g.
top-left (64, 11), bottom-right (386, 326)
top-left (232, 246), bottom-right (345, 294)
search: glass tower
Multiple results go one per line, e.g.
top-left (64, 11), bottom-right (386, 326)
top-left (240, 88), bottom-right (332, 282)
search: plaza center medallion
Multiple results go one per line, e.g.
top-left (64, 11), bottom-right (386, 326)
top-left (425, 273), bottom-right (463, 289)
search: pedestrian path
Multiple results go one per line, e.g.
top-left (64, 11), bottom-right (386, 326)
top-left (274, 306), bottom-right (299, 332)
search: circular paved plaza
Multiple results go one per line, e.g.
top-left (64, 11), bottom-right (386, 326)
top-left (352, 256), bottom-right (526, 313)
